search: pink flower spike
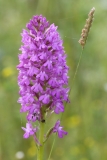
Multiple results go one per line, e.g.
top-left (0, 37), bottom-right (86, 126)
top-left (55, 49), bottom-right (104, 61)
top-left (17, 15), bottom-right (69, 140)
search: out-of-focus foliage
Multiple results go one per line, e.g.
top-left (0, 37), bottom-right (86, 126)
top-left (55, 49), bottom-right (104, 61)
top-left (0, 0), bottom-right (107, 160)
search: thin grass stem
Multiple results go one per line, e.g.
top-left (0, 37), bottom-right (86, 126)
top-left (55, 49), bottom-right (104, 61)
top-left (47, 134), bottom-right (56, 160)
top-left (47, 48), bottom-right (84, 159)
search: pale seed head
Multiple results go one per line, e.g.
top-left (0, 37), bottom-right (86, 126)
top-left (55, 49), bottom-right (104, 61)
top-left (78, 7), bottom-right (95, 48)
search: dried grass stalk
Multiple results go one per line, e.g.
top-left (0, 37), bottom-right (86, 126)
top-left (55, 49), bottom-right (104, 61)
top-left (78, 7), bottom-right (95, 48)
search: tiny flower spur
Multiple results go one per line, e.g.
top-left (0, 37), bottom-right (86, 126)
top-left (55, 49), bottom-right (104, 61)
top-left (17, 15), bottom-right (69, 160)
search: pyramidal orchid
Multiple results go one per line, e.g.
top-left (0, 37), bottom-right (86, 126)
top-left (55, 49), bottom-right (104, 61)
top-left (17, 15), bottom-right (69, 160)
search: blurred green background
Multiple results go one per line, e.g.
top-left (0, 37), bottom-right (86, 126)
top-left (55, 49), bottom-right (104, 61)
top-left (0, 0), bottom-right (107, 160)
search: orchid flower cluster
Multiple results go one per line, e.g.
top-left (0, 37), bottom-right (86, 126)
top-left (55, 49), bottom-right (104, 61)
top-left (17, 15), bottom-right (69, 148)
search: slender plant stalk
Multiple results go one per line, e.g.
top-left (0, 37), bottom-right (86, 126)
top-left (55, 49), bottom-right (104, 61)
top-left (61, 48), bottom-right (84, 121)
top-left (47, 134), bottom-right (56, 160)
top-left (37, 121), bottom-right (45, 160)
top-left (46, 7), bottom-right (95, 160)
top-left (69, 48), bottom-right (84, 92)
top-left (47, 48), bottom-right (84, 160)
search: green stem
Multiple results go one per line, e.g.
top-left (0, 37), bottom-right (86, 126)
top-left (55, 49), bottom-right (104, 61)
top-left (47, 134), bottom-right (56, 160)
top-left (47, 48), bottom-right (84, 160)
top-left (70, 48), bottom-right (84, 92)
top-left (60, 48), bottom-right (84, 121)
top-left (37, 121), bottom-right (45, 160)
